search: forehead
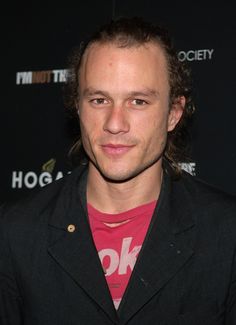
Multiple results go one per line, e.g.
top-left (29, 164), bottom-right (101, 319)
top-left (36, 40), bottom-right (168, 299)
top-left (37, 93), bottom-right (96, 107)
top-left (78, 42), bottom-right (169, 96)
top-left (80, 40), bottom-right (167, 71)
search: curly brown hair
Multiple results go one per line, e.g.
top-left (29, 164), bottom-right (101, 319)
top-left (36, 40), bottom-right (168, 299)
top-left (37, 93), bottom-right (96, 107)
top-left (64, 16), bottom-right (195, 176)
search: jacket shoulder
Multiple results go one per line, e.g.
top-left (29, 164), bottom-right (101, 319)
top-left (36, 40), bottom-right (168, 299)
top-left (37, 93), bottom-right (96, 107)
top-left (0, 165), bottom-right (86, 226)
top-left (176, 171), bottom-right (236, 214)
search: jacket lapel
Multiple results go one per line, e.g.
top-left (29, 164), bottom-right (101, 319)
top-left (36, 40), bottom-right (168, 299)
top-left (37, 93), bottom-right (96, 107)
top-left (47, 166), bottom-right (118, 323)
top-left (118, 172), bottom-right (196, 323)
top-left (46, 165), bottom-right (196, 324)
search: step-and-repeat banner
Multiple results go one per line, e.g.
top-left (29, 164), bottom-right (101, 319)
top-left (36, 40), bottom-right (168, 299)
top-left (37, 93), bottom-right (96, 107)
top-left (1, 2), bottom-right (236, 204)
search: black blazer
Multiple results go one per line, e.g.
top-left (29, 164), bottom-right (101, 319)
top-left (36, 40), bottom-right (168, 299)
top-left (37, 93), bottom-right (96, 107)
top-left (1, 165), bottom-right (236, 324)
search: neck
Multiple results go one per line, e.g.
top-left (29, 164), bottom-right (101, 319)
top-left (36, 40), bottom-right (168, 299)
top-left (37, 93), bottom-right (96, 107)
top-left (87, 162), bottom-right (163, 214)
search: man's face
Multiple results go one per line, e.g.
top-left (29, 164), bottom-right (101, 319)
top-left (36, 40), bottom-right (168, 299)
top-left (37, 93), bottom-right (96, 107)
top-left (78, 42), bottom-right (183, 182)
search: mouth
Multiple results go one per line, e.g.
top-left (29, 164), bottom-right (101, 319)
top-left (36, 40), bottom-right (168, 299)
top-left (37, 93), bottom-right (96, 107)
top-left (101, 143), bottom-right (135, 156)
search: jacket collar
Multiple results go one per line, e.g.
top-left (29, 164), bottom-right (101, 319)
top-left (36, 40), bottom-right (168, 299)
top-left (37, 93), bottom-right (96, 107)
top-left (48, 164), bottom-right (119, 323)
top-left (117, 171), bottom-right (196, 322)
top-left (47, 165), bottom-right (196, 323)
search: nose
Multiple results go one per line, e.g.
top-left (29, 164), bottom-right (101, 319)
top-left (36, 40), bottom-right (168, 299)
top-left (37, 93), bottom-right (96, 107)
top-left (103, 105), bottom-right (130, 134)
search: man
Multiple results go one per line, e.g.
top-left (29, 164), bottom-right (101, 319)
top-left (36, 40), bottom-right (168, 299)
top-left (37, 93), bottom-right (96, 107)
top-left (1, 17), bottom-right (236, 324)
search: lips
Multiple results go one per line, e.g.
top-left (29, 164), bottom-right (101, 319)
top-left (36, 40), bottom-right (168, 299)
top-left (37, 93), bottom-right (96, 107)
top-left (101, 144), bottom-right (134, 155)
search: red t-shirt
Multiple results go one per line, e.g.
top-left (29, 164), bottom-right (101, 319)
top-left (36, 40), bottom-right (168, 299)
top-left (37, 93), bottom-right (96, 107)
top-left (87, 201), bottom-right (157, 309)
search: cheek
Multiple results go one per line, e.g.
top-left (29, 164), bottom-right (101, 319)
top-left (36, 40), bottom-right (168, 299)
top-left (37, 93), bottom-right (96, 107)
top-left (140, 113), bottom-right (169, 150)
top-left (79, 111), bottom-right (102, 150)
top-left (79, 113), bottom-right (92, 144)
top-left (143, 111), bottom-right (168, 135)
top-left (80, 109), bottom-right (95, 134)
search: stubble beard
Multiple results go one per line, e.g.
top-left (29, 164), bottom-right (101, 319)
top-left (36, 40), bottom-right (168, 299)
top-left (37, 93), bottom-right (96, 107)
top-left (89, 151), bottom-right (164, 185)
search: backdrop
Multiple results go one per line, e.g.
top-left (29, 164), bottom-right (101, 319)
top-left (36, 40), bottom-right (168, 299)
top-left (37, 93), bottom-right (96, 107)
top-left (1, 2), bottom-right (236, 204)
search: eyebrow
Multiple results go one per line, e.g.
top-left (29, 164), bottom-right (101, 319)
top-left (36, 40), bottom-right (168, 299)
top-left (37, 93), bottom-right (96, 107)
top-left (128, 90), bottom-right (160, 98)
top-left (82, 87), bottom-right (160, 98)
top-left (82, 88), bottom-right (110, 98)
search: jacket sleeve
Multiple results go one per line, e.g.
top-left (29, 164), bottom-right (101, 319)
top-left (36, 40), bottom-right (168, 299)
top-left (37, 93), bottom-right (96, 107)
top-left (0, 206), bottom-right (23, 325)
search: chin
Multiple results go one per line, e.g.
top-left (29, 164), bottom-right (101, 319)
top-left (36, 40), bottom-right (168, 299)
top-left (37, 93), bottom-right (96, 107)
top-left (99, 166), bottom-right (146, 184)
top-left (103, 174), bottom-right (135, 184)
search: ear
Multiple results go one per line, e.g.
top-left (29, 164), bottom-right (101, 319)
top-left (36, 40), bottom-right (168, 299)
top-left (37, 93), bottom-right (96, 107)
top-left (167, 96), bottom-right (185, 132)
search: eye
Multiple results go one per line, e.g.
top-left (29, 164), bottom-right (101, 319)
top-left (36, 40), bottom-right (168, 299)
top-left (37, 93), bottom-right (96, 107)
top-left (90, 98), bottom-right (108, 105)
top-left (131, 99), bottom-right (148, 106)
